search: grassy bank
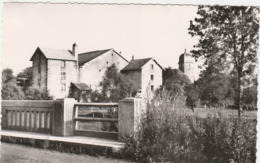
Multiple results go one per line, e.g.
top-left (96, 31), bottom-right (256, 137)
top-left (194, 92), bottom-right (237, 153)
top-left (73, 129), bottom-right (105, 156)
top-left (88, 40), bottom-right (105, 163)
top-left (120, 92), bottom-right (257, 163)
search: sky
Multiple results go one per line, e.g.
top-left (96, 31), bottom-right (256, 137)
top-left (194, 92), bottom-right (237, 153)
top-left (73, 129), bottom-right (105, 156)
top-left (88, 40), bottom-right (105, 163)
top-left (2, 3), bottom-right (200, 77)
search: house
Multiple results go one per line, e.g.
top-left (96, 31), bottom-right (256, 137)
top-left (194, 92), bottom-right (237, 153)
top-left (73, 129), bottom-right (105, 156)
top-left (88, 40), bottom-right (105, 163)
top-left (121, 58), bottom-right (163, 98)
top-left (16, 77), bottom-right (30, 87)
top-left (30, 46), bottom-right (78, 98)
top-left (30, 43), bottom-right (129, 98)
top-left (68, 82), bottom-right (91, 102)
top-left (78, 49), bottom-right (129, 90)
top-left (178, 50), bottom-right (195, 82)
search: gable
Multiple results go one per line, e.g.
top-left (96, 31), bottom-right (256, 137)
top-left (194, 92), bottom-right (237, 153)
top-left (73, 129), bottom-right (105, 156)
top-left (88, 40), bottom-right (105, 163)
top-left (121, 58), bottom-right (151, 72)
top-left (30, 48), bottom-right (47, 61)
top-left (30, 47), bottom-right (76, 61)
top-left (121, 58), bottom-right (163, 72)
top-left (78, 49), bottom-right (128, 66)
top-left (78, 49), bottom-right (111, 66)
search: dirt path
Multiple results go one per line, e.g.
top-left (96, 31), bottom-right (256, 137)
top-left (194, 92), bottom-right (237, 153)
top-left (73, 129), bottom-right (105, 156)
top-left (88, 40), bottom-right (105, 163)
top-left (1, 142), bottom-right (127, 163)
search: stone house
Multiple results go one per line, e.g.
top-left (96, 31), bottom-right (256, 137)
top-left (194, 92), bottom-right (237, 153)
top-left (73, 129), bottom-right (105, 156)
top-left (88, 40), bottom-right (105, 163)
top-left (30, 47), bottom-right (78, 98)
top-left (121, 58), bottom-right (163, 98)
top-left (78, 49), bottom-right (129, 90)
top-left (30, 44), bottom-right (129, 99)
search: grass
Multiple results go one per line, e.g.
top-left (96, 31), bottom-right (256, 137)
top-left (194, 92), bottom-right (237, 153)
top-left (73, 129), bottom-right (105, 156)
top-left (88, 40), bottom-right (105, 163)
top-left (120, 91), bottom-right (257, 163)
top-left (1, 142), bottom-right (126, 163)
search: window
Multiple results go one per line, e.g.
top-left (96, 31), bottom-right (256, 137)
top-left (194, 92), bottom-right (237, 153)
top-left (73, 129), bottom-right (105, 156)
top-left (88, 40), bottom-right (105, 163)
top-left (99, 69), bottom-right (101, 72)
top-left (61, 72), bottom-right (66, 80)
top-left (151, 85), bottom-right (154, 91)
top-left (107, 61), bottom-right (108, 64)
top-left (61, 84), bottom-right (66, 91)
top-left (61, 61), bottom-right (66, 68)
top-left (151, 64), bottom-right (154, 69)
top-left (151, 75), bottom-right (154, 81)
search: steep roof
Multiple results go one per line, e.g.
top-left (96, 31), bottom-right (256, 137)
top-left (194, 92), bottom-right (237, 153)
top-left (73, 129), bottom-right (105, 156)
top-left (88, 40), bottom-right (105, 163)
top-left (30, 47), bottom-right (76, 61)
top-left (121, 58), bottom-right (152, 71)
top-left (71, 82), bottom-right (90, 91)
top-left (78, 49), bottom-right (111, 66)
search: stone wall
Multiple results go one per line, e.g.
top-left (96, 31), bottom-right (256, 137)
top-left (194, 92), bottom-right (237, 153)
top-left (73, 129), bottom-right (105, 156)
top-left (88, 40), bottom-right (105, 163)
top-left (118, 98), bottom-right (143, 141)
top-left (32, 52), bottom-right (48, 90)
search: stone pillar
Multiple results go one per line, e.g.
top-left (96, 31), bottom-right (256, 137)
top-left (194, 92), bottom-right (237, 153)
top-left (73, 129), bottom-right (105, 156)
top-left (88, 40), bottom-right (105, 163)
top-left (118, 98), bottom-right (142, 141)
top-left (52, 98), bottom-right (76, 136)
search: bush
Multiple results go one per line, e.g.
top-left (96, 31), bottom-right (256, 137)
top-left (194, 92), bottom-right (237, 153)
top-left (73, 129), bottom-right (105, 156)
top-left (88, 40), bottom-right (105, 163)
top-left (2, 68), bottom-right (25, 100)
top-left (24, 87), bottom-right (53, 100)
top-left (121, 90), bottom-right (257, 163)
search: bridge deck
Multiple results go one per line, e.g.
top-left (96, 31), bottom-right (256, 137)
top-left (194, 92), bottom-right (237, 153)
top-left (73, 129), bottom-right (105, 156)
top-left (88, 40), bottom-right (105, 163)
top-left (1, 130), bottom-right (124, 150)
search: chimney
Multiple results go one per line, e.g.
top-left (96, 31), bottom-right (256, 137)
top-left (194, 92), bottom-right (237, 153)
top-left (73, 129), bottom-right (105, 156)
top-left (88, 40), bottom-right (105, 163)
top-left (72, 43), bottom-right (77, 56)
top-left (72, 43), bottom-right (80, 83)
top-left (72, 42), bottom-right (78, 62)
top-left (132, 55), bottom-right (134, 60)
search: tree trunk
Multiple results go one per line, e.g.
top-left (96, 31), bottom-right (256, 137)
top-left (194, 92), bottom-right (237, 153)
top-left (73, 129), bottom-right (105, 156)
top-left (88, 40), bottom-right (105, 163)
top-left (237, 71), bottom-right (242, 119)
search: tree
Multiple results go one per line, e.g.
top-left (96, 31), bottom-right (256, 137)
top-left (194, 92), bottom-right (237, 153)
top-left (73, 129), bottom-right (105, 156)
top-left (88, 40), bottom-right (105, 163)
top-left (2, 68), bottom-right (24, 100)
top-left (24, 87), bottom-right (53, 100)
top-left (98, 64), bottom-right (135, 102)
top-left (17, 67), bottom-right (33, 88)
top-left (161, 67), bottom-right (191, 98)
top-left (189, 6), bottom-right (259, 117)
top-left (241, 86), bottom-right (257, 110)
top-left (196, 69), bottom-right (236, 108)
top-left (185, 84), bottom-right (199, 110)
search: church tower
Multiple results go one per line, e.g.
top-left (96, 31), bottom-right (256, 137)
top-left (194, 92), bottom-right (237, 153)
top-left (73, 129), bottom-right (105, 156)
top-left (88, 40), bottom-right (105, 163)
top-left (178, 49), bottom-right (195, 82)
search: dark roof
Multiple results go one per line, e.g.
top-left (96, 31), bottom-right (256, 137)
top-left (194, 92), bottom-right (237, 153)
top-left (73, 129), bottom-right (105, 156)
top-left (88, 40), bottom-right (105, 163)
top-left (30, 47), bottom-right (77, 61)
top-left (121, 58), bottom-right (152, 71)
top-left (71, 82), bottom-right (90, 91)
top-left (78, 49), bottom-right (111, 66)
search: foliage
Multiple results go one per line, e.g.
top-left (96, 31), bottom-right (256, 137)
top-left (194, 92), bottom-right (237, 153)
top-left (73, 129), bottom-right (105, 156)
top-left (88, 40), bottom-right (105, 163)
top-left (162, 67), bottom-right (199, 109)
top-left (16, 66), bottom-right (33, 88)
top-left (2, 68), bottom-right (53, 100)
top-left (189, 6), bottom-right (259, 117)
top-left (121, 89), bottom-right (257, 162)
top-left (24, 87), bottom-right (53, 100)
top-left (2, 68), bottom-right (24, 100)
top-left (161, 67), bottom-right (190, 98)
top-left (241, 86), bottom-right (257, 110)
top-left (101, 108), bottom-right (118, 132)
top-left (195, 69), bottom-right (236, 107)
top-left (17, 67), bottom-right (33, 79)
top-left (89, 90), bottom-right (106, 102)
top-left (95, 64), bottom-right (135, 102)
top-left (185, 84), bottom-right (199, 110)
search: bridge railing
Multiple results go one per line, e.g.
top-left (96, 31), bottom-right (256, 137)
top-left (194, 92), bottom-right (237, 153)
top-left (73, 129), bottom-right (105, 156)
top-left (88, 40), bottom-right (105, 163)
top-left (1, 100), bottom-right (53, 134)
top-left (73, 103), bottom-right (118, 140)
top-left (1, 98), bottom-right (142, 141)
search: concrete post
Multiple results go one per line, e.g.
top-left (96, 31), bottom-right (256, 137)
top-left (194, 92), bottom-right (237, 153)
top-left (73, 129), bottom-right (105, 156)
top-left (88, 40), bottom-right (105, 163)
top-left (52, 98), bottom-right (77, 136)
top-left (118, 98), bottom-right (142, 141)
